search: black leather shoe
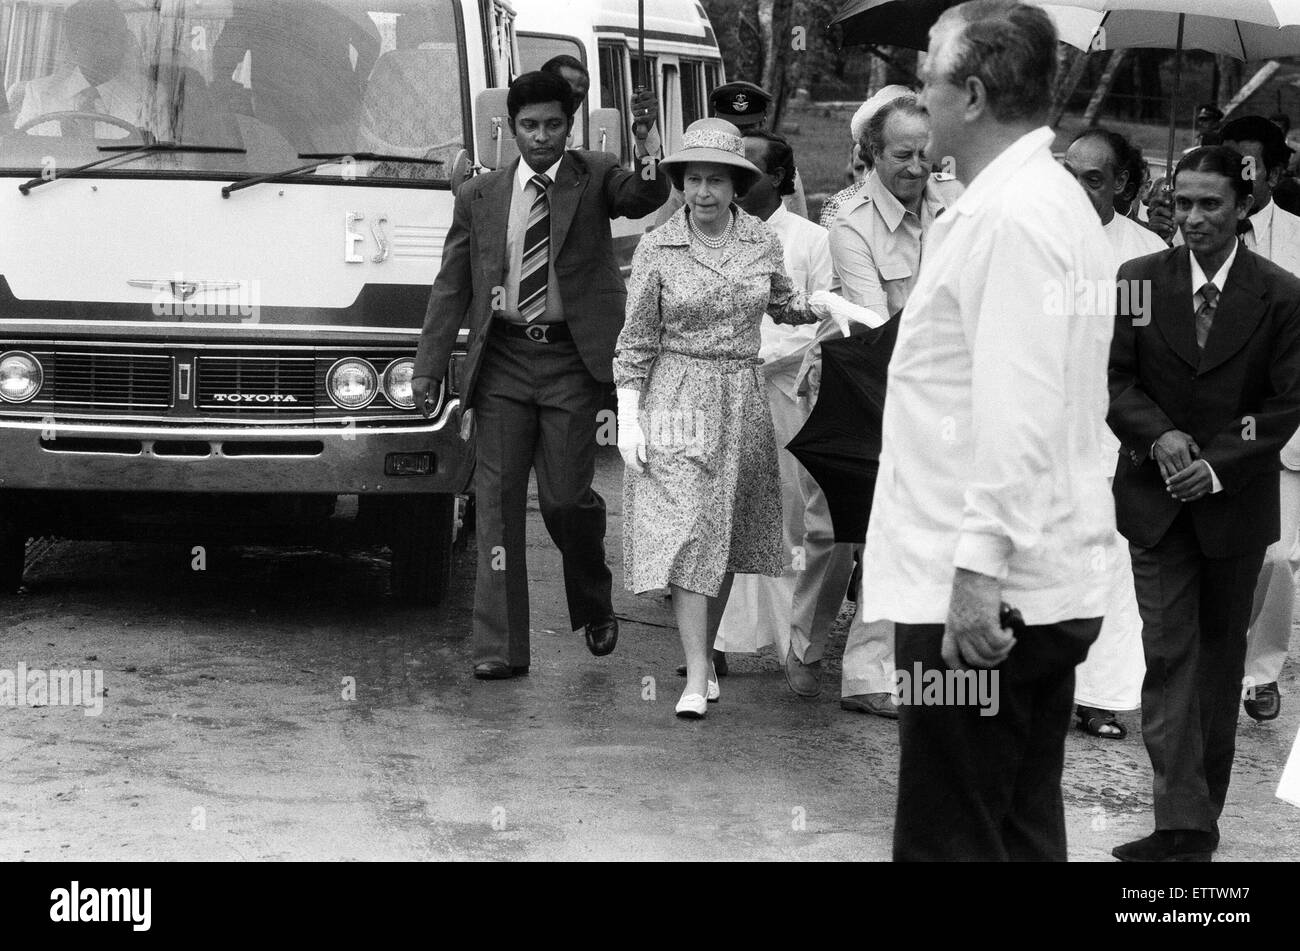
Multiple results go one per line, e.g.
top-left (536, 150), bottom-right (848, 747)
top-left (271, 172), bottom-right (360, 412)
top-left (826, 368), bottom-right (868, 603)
top-left (473, 662), bottom-right (528, 680)
top-left (676, 649), bottom-right (728, 678)
top-left (584, 616), bottom-right (618, 657)
top-left (1244, 681), bottom-right (1281, 721)
top-left (1112, 830), bottom-right (1217, 862)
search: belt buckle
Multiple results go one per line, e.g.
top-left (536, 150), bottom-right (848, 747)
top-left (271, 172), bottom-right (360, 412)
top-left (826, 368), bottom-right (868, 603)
top-left (525, 323), bottom-right (549, 343)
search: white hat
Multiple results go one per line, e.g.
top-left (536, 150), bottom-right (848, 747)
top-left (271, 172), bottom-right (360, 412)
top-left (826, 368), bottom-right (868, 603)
top-left (850, 84), bottom-right (914, 142)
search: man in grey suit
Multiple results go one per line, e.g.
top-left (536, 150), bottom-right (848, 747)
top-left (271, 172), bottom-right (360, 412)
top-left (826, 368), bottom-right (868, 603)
top-left (412, 70), bottom-right (667, 679)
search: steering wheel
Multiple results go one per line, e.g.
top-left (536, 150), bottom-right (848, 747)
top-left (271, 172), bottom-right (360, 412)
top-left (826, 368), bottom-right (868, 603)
top-left (15, 110), bottom-right (144, 137)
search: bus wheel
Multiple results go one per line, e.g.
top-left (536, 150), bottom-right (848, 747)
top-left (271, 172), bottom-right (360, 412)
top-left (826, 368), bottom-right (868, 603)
top-left (0, 515), bottom-right (28, 595)
top-left (389, 494), bottom-right (455, 606)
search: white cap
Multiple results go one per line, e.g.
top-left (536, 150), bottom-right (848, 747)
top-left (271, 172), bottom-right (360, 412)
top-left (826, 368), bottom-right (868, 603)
top-left (850, 84), bottom-right (914, 142)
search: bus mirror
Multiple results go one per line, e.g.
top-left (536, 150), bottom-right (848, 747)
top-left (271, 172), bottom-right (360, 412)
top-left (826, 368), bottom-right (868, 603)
top-left (590, 108), bottom-right (623, 160)
top-left (449, 149), bottom-right (471, 195)
top-left (474, 89), bottom-right (518, 170)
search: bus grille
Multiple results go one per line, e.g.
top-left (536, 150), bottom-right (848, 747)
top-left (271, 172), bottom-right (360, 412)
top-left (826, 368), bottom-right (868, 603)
top-left (194, 355), bottom-right (315, 414)
top-left (49, 352), bottom-right (174, 408)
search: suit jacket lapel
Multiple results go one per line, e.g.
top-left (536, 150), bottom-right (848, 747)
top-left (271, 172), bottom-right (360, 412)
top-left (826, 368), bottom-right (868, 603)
top-left (1198, 248), bottom-right (1268, 375)
top-left (475, 160), bottom-right (516, 286)
top-left (548, 152), bottom-right (588, 256)
top-left (1154, 248), bottom-right (1200, 370)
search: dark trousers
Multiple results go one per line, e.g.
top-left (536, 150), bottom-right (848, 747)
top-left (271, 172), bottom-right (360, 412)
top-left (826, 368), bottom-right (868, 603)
top-left (893, 617), bottom-right (1101, 861)
top-left (1129, 509), bottom-right (1266, 832)
top-left (471, 331), bottom-right (612, 667)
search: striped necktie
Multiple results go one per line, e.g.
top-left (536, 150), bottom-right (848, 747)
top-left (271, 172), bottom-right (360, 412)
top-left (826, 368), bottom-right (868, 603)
top-left (518, 173), bottom-right (552, 322)
top-left (1195, 282), bottom-right (1218, 351)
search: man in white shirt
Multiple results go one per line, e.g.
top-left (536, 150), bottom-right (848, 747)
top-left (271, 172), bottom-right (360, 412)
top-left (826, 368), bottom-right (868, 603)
top-left (7, 0), bottom-right (145, 139)
top-left (863, 0), bottom-right (1116, 861)
top-left (709, 131), bottom-right (857, 671)
top-left (812, 93), bottom-right (951, 719)
top-left (1062, 128), bottom-right (1167, 741)
top-left (1219, 115), bottom-right (1300, 723)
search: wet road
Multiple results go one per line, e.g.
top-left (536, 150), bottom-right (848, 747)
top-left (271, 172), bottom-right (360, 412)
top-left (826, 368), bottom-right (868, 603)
top-left (2, 447), bottom-right (1298, 861)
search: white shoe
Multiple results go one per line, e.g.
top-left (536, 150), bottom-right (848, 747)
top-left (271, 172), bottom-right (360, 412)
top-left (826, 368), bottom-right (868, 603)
top-left (707, 678), bottom-right (720, 703)
top-left (675, 692), bottom-right (708, 718)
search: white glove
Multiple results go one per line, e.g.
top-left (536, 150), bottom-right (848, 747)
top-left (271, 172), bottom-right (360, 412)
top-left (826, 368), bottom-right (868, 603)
top-left (808, 290), bottom-right (888, 337)
top-left (616, 387), bottom-right (648, 473)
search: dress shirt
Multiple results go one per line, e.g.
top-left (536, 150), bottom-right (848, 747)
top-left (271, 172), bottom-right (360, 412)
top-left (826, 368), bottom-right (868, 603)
top-left (1172, 240), bottom-right (1241, 494)
top-left (859, 126), bottom-right (1117, 624)
top-left (829, 169), bottom-right (947, 322)
top-left (501, 155), bottom-right (564, 323)
top-left (9, 66), bottom-right (144, 138)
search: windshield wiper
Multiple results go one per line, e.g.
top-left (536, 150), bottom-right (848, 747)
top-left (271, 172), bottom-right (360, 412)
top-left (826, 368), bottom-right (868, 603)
top-left (221, 152), bottom-right (444, 198)
top-left (19, 141), bottom-right (247, 195)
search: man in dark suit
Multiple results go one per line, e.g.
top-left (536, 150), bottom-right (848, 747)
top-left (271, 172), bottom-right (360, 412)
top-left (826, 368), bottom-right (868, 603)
top-left (1109, 145), bottom-right (1300, 861)
top-left (412, 71), bottom-right (668, 679)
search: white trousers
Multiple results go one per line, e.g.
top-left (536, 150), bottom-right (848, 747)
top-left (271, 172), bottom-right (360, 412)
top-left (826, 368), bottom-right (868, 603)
top-left (716, 375), bottom-right (854, 666)
top-left (1244, 468), bottom-right (1300, 688)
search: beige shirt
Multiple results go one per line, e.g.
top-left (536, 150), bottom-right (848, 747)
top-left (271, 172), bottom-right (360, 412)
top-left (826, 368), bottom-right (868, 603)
top-left (828, 169), bottom-right (948, 321)
top-left (500, 156), bottom-right (564, 323)
top-left (860, 127), bottom-right (1117, 624)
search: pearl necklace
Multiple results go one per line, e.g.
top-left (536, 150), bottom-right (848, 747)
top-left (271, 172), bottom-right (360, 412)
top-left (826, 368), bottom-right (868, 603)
top-left (689, 210), bottom-right (734, 249)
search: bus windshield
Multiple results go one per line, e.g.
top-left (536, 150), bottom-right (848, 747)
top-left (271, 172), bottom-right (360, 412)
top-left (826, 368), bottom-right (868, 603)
top-left (0, 0), bottom-right (467, 181)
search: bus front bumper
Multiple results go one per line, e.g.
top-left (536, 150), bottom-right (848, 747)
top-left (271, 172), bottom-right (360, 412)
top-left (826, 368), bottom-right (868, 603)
top-left (0, 406), bottom-right (468, 495)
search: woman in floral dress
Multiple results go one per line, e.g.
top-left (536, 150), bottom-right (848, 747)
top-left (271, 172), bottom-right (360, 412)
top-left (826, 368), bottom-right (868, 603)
top-left (613, 118), bottom-right (841, 719)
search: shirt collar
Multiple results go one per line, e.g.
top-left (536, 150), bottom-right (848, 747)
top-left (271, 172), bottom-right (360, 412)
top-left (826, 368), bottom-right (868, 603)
top-left (1189, 238), bottom-right (1240, 296)
top-left (516, 154), bottom-right (564, 191)
top-left (949, 126), bottom-right (1055, 217)
top-left (862, 169), bottom-right (945, 232)
top-left (1248, 197), bottom-right (1274, 234)
top-left (766, 204), bottom-right (790, 229)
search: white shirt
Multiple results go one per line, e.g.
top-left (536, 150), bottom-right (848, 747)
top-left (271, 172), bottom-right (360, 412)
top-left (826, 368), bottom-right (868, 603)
top-left (8, 65), bottom-right (145, 138)
top-left (1175, 240), bottom-right (1240, 495)
top-left (757, 205), bottom-right (835, 396)
top-left (1104, 212), bottom-right (1167, 265)
top-left (859, 127), bottom-right (1117, 625)
top-left (1098, 214), bottom-right (1169, 465)
top-left (500, 155), bottom-right (564, 322)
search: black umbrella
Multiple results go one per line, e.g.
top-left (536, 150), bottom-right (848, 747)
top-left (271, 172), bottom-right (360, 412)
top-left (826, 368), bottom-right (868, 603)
top-left (829, 0), bottom-right (962, 49)
top-left (786, 319), bottom-right (898, 544)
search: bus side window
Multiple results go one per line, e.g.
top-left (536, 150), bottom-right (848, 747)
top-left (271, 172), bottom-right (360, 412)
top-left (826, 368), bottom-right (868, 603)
top-left (661, 63), bottom-right (680, 155)
top-left (704, 63), bottom-right (719, 101)
top-left (681, 61), bottom-right (703, 128)
top-left (598, 41), bottom-right (627, 162)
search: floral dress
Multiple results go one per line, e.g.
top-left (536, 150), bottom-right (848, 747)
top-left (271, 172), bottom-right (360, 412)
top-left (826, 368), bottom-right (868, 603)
top-left (614, 205), bottom-right (818, 597)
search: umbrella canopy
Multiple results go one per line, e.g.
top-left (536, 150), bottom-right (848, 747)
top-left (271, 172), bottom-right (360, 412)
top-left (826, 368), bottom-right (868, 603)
top-left (1030, 0), bottom-right (1300, 197)
top-left (1036, 2), bottom-right (1300, 59)
top-left (786, 323), bottom-right (897, 545)
top-left (829, 0), bottom-right (962, 49)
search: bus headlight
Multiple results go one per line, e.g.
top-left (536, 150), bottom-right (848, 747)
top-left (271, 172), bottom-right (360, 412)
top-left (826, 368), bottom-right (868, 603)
top-left (0, 351), bottom-right (42, 403)
top-left (382, 358), bottom-right (416, 409)
top-left (326, 358), bottom-right (378, 410)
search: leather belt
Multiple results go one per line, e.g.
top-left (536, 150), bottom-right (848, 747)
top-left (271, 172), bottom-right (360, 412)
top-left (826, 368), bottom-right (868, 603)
top-left (492, 319), bottom-right (572, 343)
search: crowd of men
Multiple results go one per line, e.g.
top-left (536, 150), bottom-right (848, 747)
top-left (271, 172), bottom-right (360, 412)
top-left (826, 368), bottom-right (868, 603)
top-left (412, 0), bottom-right (1300, 861)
